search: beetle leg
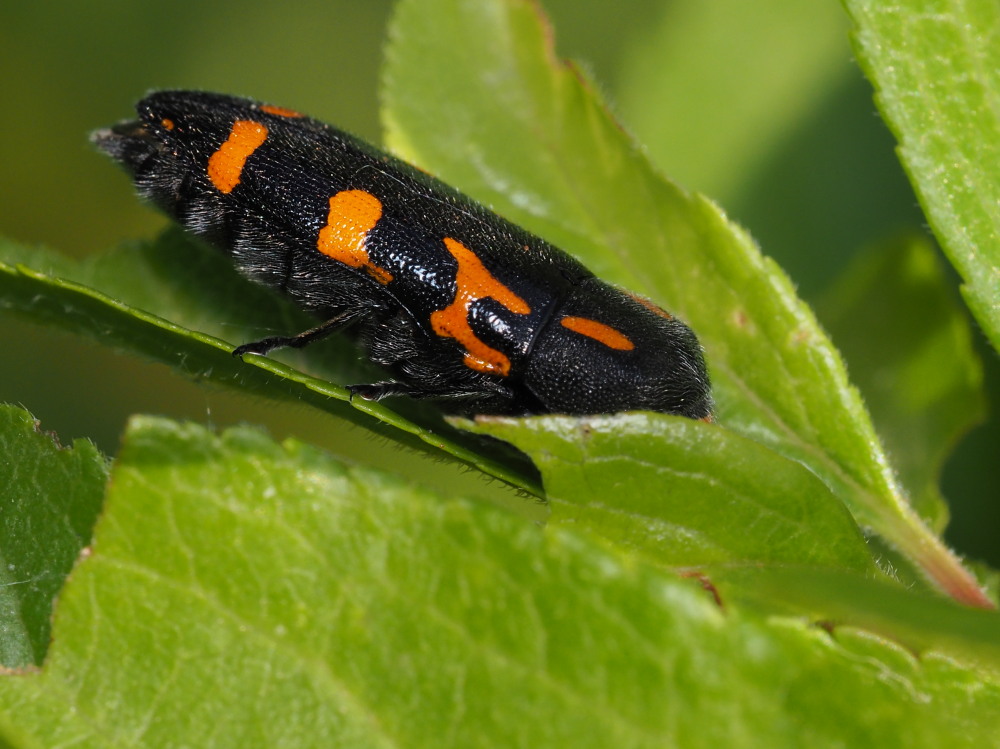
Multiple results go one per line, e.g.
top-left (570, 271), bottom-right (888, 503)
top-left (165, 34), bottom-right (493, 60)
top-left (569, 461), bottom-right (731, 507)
top-left (346, 380), bottom-right (513, 407)
top-left (233, 309), bottom-right (360, 358)
top-left (346, 381), bottom-right (447, 402)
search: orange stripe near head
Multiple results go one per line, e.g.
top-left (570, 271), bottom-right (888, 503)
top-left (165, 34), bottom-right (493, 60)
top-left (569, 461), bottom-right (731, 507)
top-left (207, 119), bottom-right (268, 194)
top-left (259, 104), bottom-right (302, 118)
top-left (430, 237), bottom-right (531, 376)
top-left (561, 316), bottom-right (634, 350)
top-left (317, 189), bottom-right (393, 284)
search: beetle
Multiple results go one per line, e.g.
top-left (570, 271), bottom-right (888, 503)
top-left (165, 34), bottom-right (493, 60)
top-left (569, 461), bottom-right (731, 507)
top-left (93, 91), bottom-right (711, 418)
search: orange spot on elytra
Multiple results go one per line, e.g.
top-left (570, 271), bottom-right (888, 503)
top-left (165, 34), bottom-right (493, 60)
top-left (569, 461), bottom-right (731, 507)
top-left (259, 104), bottom-right (302, 118)
top-left (628, 292), bottom-right (673, 320)
top-left (207, 119), bottom-right (268, 194)
top-left (317, 190), bottom-right (393, 284)
top-left (161, 118), bottom-right (175, 130)
top-left (560, 316), bottom-right (634, 350)
top-left (431, 237), bottom-right (531, 375)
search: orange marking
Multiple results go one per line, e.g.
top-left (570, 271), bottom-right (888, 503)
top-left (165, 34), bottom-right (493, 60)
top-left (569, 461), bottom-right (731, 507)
top-left (561, 316), bottom-right (634, 350)
top-left (161, 118), bottom-right (175, 130)
top-left (628, 292), bottom-right (673, 320)
top-left (259, 104), bottom-right (302, 118)
top-left (207, 119), bottom-right (268, 194)
top-left (317, 189), bottom-right (393, 284)
top-left (430, 237), bottom-right (531, 375)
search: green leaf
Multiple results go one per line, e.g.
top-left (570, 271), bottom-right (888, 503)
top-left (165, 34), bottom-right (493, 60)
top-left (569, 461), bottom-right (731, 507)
top-left (381, 0), bottom-right (988, 605)
top-left (0, 235), bottom-right (540, 494)
top-left (0, 404), bottom-right (107, 667)
top-left (615, 0), bottom-right (849, 203)
top-left (845, 0), bottom-right (1000, 352)
top-left (470, 413), bottom-right (875, 573)
top-left (819, 235), bottom-right (986, 532)
top-left (611, 0), bottom-right (926, 300)
top-left (713, 566), bottom-right (1000, 674)
top-left (2, 417), bottom-right (998, 746)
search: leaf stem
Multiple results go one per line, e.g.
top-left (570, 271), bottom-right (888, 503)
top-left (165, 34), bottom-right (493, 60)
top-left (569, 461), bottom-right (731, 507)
top-left (887, 502), bottom-right (993, 609)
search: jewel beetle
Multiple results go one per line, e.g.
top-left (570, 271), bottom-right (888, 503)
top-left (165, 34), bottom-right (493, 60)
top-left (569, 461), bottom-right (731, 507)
top-left (93, 91), bottom-right (712, 418)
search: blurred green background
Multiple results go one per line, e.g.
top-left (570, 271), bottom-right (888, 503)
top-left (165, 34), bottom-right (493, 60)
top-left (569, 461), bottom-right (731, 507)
top-left (1, 0), bottom-right (996, 563)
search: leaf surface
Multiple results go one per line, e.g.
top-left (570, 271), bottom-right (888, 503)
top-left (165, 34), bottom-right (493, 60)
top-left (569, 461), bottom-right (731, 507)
top-left (0, 405), bottom-right (107, 667)
top-left (1, 418), bottom-right (998, 747)
top-left (819, 235), bottom-right (985, 531)
top-left (471, 413), bottom-right (874, 573)
top-left (845, 0), bottom-right (1000, 351)
top-left (381, 0), bottom-right (987, 605)
top-left (0, 235), bottom-right (539, 493)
